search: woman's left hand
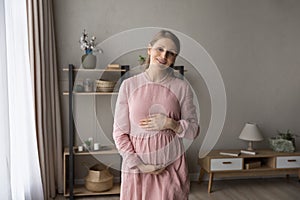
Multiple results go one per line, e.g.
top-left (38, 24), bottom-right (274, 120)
top-left (139, 113), bottom-right (167, 131)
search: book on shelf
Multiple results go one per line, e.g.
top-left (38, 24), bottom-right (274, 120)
top-left (240, 150), bottom-right (257, 155)
top-left (107, 64), bottom-right (120, 69)
top-left (219, 152), bottom-right (241, 157)
top-left (245, 161), bottom-right (261, 169)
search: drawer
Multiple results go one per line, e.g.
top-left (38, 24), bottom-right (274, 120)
top-left (210, 158), bottom-right (243, 171)
top-left (276, 156), bottom-right (300, 168)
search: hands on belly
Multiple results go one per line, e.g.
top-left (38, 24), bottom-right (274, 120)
top-left (137, 163), bottom-right (166, 175)
top-left (139, 113), bottom-right (168, 131)
top-left (139, 113), bottom-right (181, 133)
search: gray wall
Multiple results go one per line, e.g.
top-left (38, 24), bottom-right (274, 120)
top-left (54, 0), bottom-right (300, 177)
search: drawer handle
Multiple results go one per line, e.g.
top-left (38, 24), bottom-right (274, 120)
top-left (222, 161), bottom-right (232, 164)
top-left (287, 159), bottom-right (297, 162)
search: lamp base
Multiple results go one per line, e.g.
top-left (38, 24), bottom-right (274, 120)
top-left (247, 141), bottom-right (254, 151)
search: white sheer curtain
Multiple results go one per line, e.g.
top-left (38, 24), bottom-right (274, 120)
top-left (0, 0), bottom-right (44, 199)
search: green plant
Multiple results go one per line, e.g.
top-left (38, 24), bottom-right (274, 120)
top-left (84, 140), bottom-right (91, 148)
top-left (277, 129), bottom-right (298, 140)
top-left (138, 55), bottom-right (146, 65)
top-left (269, 129), bottom-right (298, 152)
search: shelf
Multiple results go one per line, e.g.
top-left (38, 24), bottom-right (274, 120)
top-left (62, 67), bottom-right (126, 72)
top-left (63, 146), bottom-right (121, 197)
top-left (64, 64), bottom-right (128, 198)
top-left (63, 91), bottom-right (118, 96)
top-left (243, 165), bottom-right (273, 171)
top-left (64, 146), bottom-right (119, 156)
top-left (62, 67), bottom-right (186, 73)
top-left (64, 183), bottom-right (120, 197)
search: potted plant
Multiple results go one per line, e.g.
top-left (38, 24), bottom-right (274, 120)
top-left (138, 55), bottom-right (146, 65)
top-left (79, 29), bottom-right (102, 69)
top-left (269, 129), bottom-right (298, 152)
top-left (83, 140), bottom-right (91, 151)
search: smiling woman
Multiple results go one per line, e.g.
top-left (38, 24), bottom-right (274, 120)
top-left (145, 30), bottom-right (180, 69)
top-left (113, 30), bottom-right (199, 200)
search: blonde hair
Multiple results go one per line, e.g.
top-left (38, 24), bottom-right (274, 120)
top-left (145, 30), bottom-right (180, 69)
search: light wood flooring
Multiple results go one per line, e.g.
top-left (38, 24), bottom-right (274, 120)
top-left (55, 178), bottom-right (300, 200)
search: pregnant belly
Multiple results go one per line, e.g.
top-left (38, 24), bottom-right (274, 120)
top-left (130, 131), bottom-right (184, 166)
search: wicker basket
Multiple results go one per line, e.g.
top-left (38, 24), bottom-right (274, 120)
top-left (95, 79), bottom-right (116, 92)
top-left (85, 164), bottom-right (114, 192)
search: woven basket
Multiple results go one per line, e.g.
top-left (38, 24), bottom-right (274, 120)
top-left (95, 79), bottom-right (116, 92)
top-left (84, 164), bottom-right (114, 192)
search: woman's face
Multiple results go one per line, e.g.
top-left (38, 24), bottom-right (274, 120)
top-left (148, 38), bottom-right (178, 68)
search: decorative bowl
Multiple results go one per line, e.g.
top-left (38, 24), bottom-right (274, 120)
top-left (95, 79), bottom-right (116, 92)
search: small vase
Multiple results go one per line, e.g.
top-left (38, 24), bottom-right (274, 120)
top-left (82, 53), bottom-right (96, 69)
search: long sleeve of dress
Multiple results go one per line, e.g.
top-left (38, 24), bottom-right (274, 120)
top-left (113, 81), bottom-right (142, 169)
top-left (176, 83), bottom-right (199, 139)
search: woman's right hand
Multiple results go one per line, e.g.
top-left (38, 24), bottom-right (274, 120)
top-left (149, 167), bottom-right (166, 175)
top-left (137, 164), bottom-right (165, 174)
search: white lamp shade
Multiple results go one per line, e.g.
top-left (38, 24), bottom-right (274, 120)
top-left (239, 123), bottom-right (264, 141)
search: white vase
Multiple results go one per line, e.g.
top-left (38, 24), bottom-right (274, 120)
top-left (82, 53), bottom-right (96, 69)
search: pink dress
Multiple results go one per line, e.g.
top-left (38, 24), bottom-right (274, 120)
top-left (113, 70), bottom-right (199, 200)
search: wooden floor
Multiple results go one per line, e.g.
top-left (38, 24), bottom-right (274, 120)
top-left (55, 178), bottom-right (300, 200)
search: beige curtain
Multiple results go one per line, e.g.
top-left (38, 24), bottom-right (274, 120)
top-left (27, 0), bottom-right (63, 198)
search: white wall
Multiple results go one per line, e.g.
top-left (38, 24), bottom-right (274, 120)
top-left (54, 0), bottom-right (300, 175)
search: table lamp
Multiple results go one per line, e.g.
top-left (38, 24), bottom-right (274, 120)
top-left (239, 123), bottom-right (264, 151)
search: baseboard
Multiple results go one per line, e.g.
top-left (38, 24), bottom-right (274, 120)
top-left (75, 176), bottom-right (121, 185)
top-left (75, 173), bottom-right (297, 185)
top-left (189, 172), bottom-right (298, 182)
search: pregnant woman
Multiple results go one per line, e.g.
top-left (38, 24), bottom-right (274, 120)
top-left (113, 30), bottom-right (199, 200)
